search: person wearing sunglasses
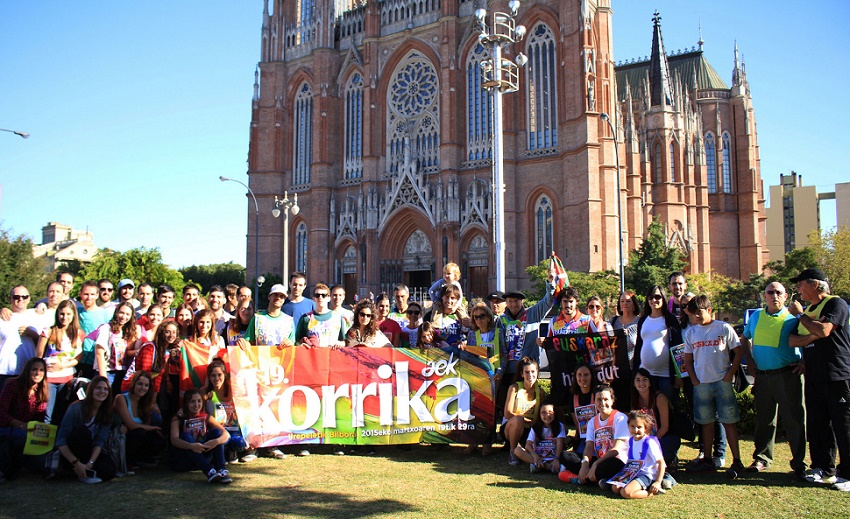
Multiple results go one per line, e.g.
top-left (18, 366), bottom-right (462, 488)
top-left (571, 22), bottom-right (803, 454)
top-left (631, 286), bottom-right (682, 404)
top-left (585, 296), bottom-right (613, 336)
top-left (463, 303), bottom-right (506, 456)
top-left (400, 302), bottom-right (423, 348)
top-left (0, 286), bottom-right (40, 391)
top-left (294, 284), bottom-right (347, 350)
top-left (345, 300), bottom-right (391, 349)
top-left (97, 279), bottom-right (117, 310)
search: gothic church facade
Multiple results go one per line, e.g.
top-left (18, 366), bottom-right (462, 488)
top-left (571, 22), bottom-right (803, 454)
top-left (246, 0), bottom-right (767, 300)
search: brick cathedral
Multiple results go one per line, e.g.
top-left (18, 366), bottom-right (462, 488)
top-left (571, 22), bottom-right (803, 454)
top-left (246, 0), bottom-right (767, 301)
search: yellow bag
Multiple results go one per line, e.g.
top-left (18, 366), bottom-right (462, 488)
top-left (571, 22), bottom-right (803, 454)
top-left (22, 422), bottom-right (58, 455)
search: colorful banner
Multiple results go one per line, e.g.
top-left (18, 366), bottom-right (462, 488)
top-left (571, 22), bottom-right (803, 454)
top-left (223, 346), bottom-right (495, 446)
top-left (541, 329), bottom-right (631, 408)
top-left (179, 340), bottom-right (229, 396)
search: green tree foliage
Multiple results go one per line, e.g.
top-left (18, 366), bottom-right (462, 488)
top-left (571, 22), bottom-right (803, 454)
top-left (79, 247), bottom-right (184, 294)
top-left (624, 217), bottom-right (687, 297)
top-left (807, 226), bottom-right (850, 297)
top-left (179, 262), bottom-right (245, 293)
top-left (0, 226), bottom-right (51, 305)
top-left (764, 247), bottom-right (818, 289)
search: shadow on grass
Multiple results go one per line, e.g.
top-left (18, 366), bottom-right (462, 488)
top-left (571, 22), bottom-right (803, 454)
top-left (1, 462), bottom-right (415, 519)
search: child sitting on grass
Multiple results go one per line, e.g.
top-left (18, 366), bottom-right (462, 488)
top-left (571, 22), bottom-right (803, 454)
top-left (683, 295), bottom-right (746, 479)
top-left (610, 410), bottom-right (675, 498)
top-left (514, 402), bottom-right (566, 474)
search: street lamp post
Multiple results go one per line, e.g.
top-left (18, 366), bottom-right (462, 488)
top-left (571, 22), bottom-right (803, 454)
top-left (272, 192), bottom-right (300, 287)
top-left (474, 0), bottom-right (527, 292)
top-left (219, 175), bottom-right (261, 299)
top-left (600, 113), bottom-right (625, 293)
top-left (0, 128), bottom-right (29, 139)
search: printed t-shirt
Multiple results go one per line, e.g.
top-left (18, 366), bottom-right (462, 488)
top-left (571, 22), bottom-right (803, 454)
top-left (243, 311), bottom-right (295, 346)
top-left (683, 320), bottom-right (740, 384)
top-left (295, 311), bottom-right (346, 347)
top-left (528, 424), bottom-right (566, 462)
top-left (584, 410), bottom-right (629, 461)
top-left (41, 330), bottom-right (81, 384)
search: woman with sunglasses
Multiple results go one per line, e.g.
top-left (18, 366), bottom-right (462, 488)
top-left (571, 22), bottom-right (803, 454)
top-left (400, 302), bottom-right (423, 348)
top-left (463, 302), bottom-right (506, 456)
top-left (585, 296), bottom-right (613, 335)
top-left (631, 286), bottom-right (682, 401)
top-left (610, 291), bottom-right (641, 362)
top-left (345, 300), bottom-right (391, 348)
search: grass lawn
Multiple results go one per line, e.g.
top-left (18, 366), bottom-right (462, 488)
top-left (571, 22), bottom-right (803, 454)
top-left (1, 439), bottom-right (846, 519)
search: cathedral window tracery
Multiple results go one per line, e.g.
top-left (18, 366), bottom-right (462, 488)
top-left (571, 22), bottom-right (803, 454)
top-left (293, 83), bottom-right (313, 185)
top-left (705, 132), bottom-right (717, 193)
top-left (466, 44), bottom-right (492, 161)
top-left (344, 74), bottom-right (364, 179)
top-left (721, 131), bottom-right (732, 193)
top-left (387, 53), bottom-right (440, 175)
top-left (526, 23), bottom-right (558, 151)
top-left (535, 195), bottom-right (554, 264)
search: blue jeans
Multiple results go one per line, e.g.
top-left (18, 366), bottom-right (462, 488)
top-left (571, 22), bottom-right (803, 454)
top-left (169, 428), bottom-right (225, 474)
top-left (45, 382), bottom-right (63, 424)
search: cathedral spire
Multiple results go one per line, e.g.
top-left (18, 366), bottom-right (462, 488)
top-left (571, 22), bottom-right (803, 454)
top-left (649, 11), bottom-right (673, 107)
top-left (732, 40), bottom-right (741, 86)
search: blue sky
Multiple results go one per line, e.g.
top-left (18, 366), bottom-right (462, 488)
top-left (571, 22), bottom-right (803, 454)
top-left (1, 1), bottom-right (847, 270)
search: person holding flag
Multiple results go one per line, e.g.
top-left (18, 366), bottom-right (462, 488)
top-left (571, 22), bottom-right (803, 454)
top-left (496, 253), bottom-right (557, 427)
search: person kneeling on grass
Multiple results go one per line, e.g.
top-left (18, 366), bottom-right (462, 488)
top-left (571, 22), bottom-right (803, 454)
top-left (559, 385), bottom-right (628, 488)
top-left (56, 376), bottom-right (117, 484)
top-left (169, 388), bottom-right (232, 484)
top-left (514, 401), bottom-right (566, 474)
top-left (611, 410), bottom-right (676, 499)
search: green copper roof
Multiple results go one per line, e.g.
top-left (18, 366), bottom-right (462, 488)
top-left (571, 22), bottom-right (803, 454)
top-left (615, 51), bottom-right (729, 101)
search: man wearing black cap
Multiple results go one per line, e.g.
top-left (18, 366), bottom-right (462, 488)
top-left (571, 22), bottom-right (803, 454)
top-left (495, 264), bottom-right (556, 419)
top-left (486, 291), bottom-right (507, 317)
top-left (788, 268), bottom-right (850, 489)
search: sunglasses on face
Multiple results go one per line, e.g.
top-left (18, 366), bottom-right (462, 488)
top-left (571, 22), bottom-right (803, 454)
top-left (587, 305), bottom-right (602, 309)
top-left (312, 293), bottom-right (329, 299)
top-left (473, 314), bottom-right (489, 320)
top-left (100, 287), bottom-right (114, 293)
top-left (358, 312), bottom-right (372, 318)
top-left (406, 310), bottom-right (421, 315)
top-left (11, 294), bottom-right (30, 301)
top-left (766, 290), bottom-right (785, 295)
top-left (649, 294), bottom-right (664, 301)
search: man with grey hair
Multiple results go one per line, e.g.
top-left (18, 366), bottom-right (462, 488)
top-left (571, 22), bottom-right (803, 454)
top-left (741, 281), bottom-right (806, 478)
top-left (788, 268), bottom-right (850, 489)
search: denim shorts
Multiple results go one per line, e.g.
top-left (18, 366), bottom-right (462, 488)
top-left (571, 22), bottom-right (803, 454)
top-left (632, 474), bottom-right (655, 489)
top-left (693, 380), bottom-right (739, 425)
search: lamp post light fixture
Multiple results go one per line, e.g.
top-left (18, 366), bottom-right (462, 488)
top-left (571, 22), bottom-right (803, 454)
top-left (474, 0), bottom-right (527, 292)
top-left (0, 128), bottom-right (30, 139)
top-left (219, 175), bottom-right (261, 299)
top-left (600, 112), bottom-right (625, 294)
top-left (272, 192), bottom-right (300, 286)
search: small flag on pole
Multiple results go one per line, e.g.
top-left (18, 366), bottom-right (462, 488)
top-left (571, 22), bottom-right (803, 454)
top-left (550, 252), bottom-right (569, 298)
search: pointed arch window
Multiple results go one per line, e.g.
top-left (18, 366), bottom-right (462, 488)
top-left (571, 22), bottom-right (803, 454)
top-left (293, 83), bottom-right (313, 185)
top-left (654, 143), bottom-right (663, 184)
top-left (297, 0), bottom-right (314, 43)
top-left (669, 142), bottom-right (677, 183)
top-left (526, 23), bottom-right (558, 150)
top-left (705, 132), bottom-right (717, 193)
top-left (721, 131), bottom-right (733, 193)
top-left (344, 74), bottom-right (363, 179)
top-left (466, 44), bottom-right (493, 161)
top-left (535, 196), bottom-right (554, 264)
top-left (295, 222), bottom-right (308, 273)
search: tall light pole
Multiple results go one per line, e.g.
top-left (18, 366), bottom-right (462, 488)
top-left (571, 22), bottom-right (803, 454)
top-left (474, 0), bottom-right (527, 292)
top-left (600, 113), bottom-right (625, 293)
top-left (220, 175), bottom-right (261, 298)
top-left (272, 192), bottom-right (300, 287)
top-left (0, 128), bottom-right (29, 138)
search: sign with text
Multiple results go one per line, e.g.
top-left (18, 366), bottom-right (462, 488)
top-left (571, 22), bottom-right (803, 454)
top-left (226, 345), bottom-right (495, 447)
top-left (541, 329), bottom-right (631, 408)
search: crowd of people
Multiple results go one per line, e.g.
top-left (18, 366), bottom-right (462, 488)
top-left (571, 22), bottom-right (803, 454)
top-left (0, 263), bottom-right (847, 496)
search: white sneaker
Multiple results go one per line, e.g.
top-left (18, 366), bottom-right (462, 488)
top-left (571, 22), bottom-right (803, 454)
top-left (805, 468), bottom-right (838, 485)
top-left (79, 476), bottom-right (102, 484)
top-left (713, 456), bottom-right (726, 469)
top-left (240, 454), bottom-right (257, 463)
top-left (298, 449), bottom-right (311, 457)
top-left (831, 478), bottom-right (850, 492)
top-left (529, 463), bottom-right (539, 474)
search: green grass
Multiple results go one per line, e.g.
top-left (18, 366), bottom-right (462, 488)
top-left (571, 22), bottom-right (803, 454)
top-left (1, 439), bottom-right (846, 519)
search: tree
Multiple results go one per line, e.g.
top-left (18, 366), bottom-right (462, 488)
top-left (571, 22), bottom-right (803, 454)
top-left (179, 262), bottom-right (246, 293)
top-left (807, 226), bottom-right (850, 297)
top-left (0, 225), bottom-right (51, 305)
top-left (624, 217), bottom-right (687, 297)
top-left (79, 247), bottom-right (184, 294)
top-left (764, 247), bottom-right (818, 289)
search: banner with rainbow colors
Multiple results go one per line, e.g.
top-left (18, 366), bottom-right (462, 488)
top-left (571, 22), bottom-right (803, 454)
top-left (227, 345), bottom-right (495, 447)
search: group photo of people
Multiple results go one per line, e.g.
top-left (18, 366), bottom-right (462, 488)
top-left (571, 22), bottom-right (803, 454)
top-left (0, 263), bottom-right (848, 499)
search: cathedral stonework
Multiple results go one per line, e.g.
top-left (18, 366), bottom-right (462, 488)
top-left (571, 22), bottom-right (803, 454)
top-left (247, 0), bottom-right (767, 301)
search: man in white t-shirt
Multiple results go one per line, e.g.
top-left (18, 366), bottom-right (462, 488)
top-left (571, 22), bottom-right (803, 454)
top-left (0, 285), bottom-right (40, 389)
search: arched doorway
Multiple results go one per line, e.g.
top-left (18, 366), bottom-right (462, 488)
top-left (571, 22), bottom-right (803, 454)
top-left (463, 234), bottom-right (490, 300)
top-left (341, 245), bottom-right (357, 305)
top-left (400, 229), bottom-right (434, 301)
